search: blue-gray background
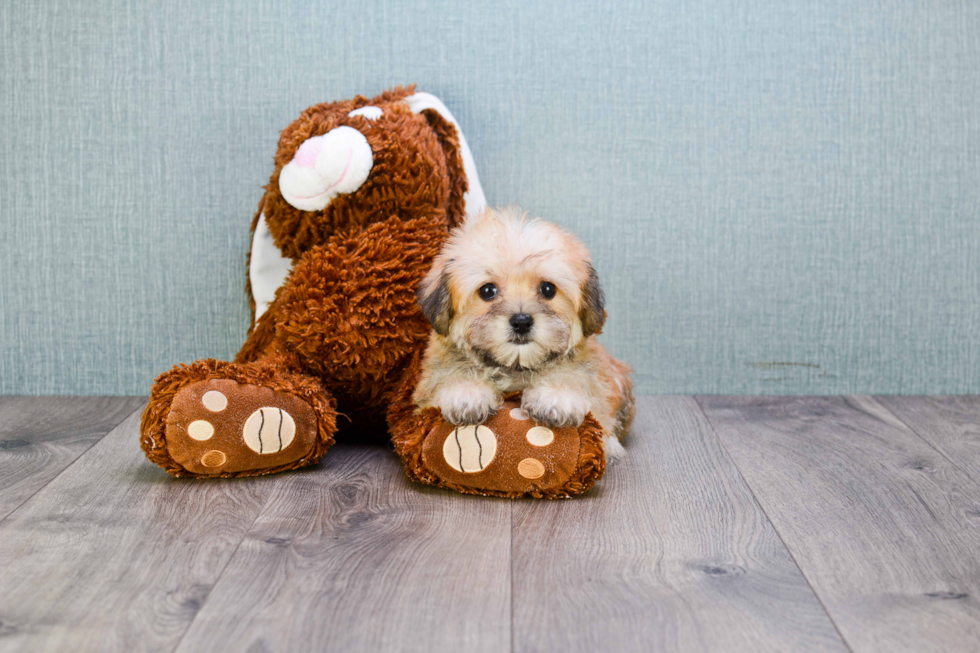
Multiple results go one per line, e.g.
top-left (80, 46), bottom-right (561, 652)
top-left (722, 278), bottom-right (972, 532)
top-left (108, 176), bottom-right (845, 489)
top-left (2, 0), bottom-right (978, 396)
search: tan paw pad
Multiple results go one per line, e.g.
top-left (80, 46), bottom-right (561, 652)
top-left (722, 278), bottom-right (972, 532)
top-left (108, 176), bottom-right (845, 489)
top-left (187, 420), bottom-right (215, 441)
top-left (243, 407), bottom-right (296, 454)
top-left (443, 425), bottom-right (497, 473)
top-left (526, 426), bottom-right (555, 447)
top-left (201, 450), bottom-right (226, 467)
top-left (202, 390), bottom-right (228, 412)
top-left (518, 458), bottom-right (546, 479)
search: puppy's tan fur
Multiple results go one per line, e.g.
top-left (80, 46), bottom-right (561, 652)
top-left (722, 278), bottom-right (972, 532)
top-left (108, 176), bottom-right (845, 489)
top-left (414, 207), bottom-right (634, 456)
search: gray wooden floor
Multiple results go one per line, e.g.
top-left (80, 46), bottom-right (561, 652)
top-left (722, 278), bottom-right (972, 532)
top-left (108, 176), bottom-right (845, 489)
top-left (1, 396), bottom-right (979, 652)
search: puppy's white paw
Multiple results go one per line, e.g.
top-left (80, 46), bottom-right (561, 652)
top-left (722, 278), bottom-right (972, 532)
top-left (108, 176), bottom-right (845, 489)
top-left (521, 387), bottom-right (589, 428)
top-left (436, 383), bottom-right (500, 425)
top-left (603, 433), bottom-right (627, 464)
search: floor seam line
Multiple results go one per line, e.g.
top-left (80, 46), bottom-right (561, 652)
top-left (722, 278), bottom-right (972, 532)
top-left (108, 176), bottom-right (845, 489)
top-left (510, 500), bottom-right (515, 653)
top-left (0, 400), bottom-right (146, 525)
top-left (867, 396), bottom-right (980, 491)
top-left (691, 395), bottom-right (856, 653)
top-left (166, 479), bottom-right (280, 653)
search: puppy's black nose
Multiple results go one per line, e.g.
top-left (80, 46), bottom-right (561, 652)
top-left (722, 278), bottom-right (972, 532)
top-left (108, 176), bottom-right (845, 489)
top-left (509, 313), bottom-right (534, 335)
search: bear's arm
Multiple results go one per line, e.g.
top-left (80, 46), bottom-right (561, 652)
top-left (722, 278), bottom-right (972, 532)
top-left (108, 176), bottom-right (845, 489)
top-left (271, 213), bottom-right (449, 402)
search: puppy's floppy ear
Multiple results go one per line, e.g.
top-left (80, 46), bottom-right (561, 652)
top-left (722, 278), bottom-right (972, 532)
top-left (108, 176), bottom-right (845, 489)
top-left (418, 259), bottom-right (454, 336)
top-left (579, 264), bottom-right (606, 337)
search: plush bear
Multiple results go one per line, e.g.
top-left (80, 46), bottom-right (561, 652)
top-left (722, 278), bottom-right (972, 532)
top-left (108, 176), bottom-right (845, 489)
top-left (140, 87), bottom-right (610, 497)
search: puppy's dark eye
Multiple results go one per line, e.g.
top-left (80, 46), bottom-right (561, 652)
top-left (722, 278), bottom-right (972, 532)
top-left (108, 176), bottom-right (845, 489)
top-left (478, 283), bottom-right (498, 301)
top-left (539, 281), bottom-right (557, 299)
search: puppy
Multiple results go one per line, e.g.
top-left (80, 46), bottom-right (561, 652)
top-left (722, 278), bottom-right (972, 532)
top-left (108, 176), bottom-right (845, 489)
top-left (413, 207), bottom-right (634, 459)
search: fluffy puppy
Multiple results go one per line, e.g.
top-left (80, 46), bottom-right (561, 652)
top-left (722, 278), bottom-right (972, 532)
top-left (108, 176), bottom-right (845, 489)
top-left (413, 207), bottom-right (634, 458)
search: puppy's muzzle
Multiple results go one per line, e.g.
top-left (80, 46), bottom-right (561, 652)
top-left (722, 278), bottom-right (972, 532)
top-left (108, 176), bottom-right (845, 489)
top-left (509, 313), bottom-right (534, 341)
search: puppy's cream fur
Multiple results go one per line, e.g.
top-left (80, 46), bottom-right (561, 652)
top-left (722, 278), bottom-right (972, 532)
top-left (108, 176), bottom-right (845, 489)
top-left (414, 207), bottom-right (634, 457)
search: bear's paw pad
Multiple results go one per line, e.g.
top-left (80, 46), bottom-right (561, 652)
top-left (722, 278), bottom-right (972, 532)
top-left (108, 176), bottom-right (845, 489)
top-left (164, 379), bottom-right (317, 475)
top-left (421, 401), bottom-right (583, 494)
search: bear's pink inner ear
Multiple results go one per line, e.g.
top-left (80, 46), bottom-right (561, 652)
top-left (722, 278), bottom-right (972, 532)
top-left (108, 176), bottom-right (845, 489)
top-left (293, 136), bottom-right (323, 168)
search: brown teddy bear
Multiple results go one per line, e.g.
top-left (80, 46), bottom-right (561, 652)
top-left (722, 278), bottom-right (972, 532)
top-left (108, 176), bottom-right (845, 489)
top-left (140, 86), bottom-right (609, 498)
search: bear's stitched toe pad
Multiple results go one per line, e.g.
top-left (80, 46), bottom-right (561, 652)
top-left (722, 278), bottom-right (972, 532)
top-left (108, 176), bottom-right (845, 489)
top-left (164, 379), bottom-right (319, 476)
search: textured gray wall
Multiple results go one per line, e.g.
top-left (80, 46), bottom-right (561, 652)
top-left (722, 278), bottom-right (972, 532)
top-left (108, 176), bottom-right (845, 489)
top-left (2, 0), bottom-right (979, 396)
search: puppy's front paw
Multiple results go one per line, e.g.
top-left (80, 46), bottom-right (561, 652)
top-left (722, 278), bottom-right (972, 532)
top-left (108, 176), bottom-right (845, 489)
top-left (521, 387), bottom-right (589, 428)
top-left (436, 383), bottom-right (500, 425)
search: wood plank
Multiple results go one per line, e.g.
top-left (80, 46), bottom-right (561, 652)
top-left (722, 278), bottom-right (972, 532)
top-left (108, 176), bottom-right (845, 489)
top-left (697, 396), bottom-right (980, 653)
top-left (173, 445), bottom-right (511, 653)
top-left (876, 396), bottom-right (980, 485)
top-left (0, 396), bottom-right (145, 521)
top-left (0, 405), bottom-right (276, 652)
top-left (511, 396), bottom-right (847, 653)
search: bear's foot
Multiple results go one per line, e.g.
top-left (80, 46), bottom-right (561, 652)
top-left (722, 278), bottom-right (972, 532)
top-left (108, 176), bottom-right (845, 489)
top-left (141, 360), bottom-right (337, 478)
top-left (391, 399), bottom-right (606, 499)
top-left (165, 379), bottom-right (321, 475)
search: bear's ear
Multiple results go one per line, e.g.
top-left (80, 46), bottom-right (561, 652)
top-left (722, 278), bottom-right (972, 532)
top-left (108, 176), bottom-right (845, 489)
top-left (579, 265), bottom-right (606, 338)
top-left (417, 259), bottom-right (454, 336)
top-left (405, 93), bottom-right (487, 228)
top-left (419, 109), bottom-right (467, 229)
